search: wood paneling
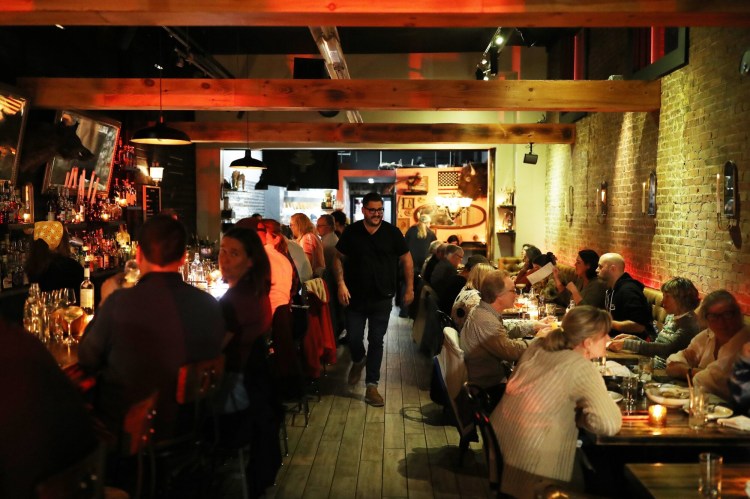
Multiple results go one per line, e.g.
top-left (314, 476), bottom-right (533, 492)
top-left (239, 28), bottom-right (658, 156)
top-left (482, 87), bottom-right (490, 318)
top-left (2, 1), bottom-right (749, 27)
top-left (174, 123), bottom-right (575, 147)
top-left (18, 78), bottom-right (661, 113)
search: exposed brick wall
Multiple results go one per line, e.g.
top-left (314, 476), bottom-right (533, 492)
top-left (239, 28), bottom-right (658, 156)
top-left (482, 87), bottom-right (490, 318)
top-left (545, 28), bottom-right (750, 311)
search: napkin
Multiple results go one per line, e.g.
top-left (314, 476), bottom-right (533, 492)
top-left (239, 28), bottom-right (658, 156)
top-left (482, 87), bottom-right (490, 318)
top-left (717, 415), bottom-right (750, 431)
top-left (604, 360), bottom-right (633, 378)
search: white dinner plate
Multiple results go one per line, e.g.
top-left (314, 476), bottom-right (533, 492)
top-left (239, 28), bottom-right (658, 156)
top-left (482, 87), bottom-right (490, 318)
top-left (608, 391), bottom-right (624, 403)
top-left (682, 405), bottom-right (734, 420)
top-left (645, 384), bottom-right (690, 407)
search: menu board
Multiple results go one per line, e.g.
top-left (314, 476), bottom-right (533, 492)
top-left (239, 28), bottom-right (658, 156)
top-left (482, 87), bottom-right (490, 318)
top-left (143, 185), bottom-right (161, 220)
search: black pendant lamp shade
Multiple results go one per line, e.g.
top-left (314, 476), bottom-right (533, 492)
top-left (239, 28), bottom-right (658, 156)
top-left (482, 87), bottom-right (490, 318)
top-left (131, 116), bottom-right (191, 145)
top-left (230, 150), bottom-right (266, 169)
top-left (131, 68), bottom-right (191, 146)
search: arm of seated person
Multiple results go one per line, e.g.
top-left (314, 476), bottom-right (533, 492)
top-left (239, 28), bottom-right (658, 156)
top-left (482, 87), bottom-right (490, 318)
top-left (611, 319), bottom-right (646, 335)
top-left (565, 281), bottom-right (583, 304)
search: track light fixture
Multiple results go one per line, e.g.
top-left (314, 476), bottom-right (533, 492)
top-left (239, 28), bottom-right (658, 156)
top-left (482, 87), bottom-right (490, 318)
top-left (475, 27), bottom-right (513, 81)
top-left (523, 143), bottom-right (538, 165)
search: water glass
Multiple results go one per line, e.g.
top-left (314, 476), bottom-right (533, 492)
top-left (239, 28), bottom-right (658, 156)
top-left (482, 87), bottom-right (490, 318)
top-left (689, 386), bottom-right (707, 430)
top-left (638, 357), bottom-right (654, 381)
top-left (698, 452), bottom-right (722, 498)
top-left (545, 303), bottom-right (557, 318)
top-left (621, 376), bottom-right (638, 407)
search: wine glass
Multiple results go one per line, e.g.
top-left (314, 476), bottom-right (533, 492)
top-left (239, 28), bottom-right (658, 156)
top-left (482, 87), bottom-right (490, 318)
top-left (59, 288), bottom-right (80, 345)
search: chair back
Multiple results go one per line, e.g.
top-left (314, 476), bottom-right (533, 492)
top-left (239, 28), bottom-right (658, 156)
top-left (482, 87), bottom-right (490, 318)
top-left (434, 330), bottom-right (474, 440)
top-left (412, 284), bottom-right (434, 346)
top-left (35, 442), bottom-right (105, 499)
top-left (463, 382), bottom-right (503, 487)
top-left (120, 391), bottom-right (159, 457)
top-left (437, 310), bottom-right (458, 332)
top-left (420, 288), bottom-right (444, 356)
top-left (176, 355), bottom-right (225, 405)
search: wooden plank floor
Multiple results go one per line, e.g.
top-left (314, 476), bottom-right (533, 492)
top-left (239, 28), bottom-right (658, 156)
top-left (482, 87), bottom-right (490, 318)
top-left (222, 309), bottom-right (493, 499)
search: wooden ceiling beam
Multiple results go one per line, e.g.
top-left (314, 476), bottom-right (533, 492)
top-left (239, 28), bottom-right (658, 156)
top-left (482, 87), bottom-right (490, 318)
top-left (18, 78), bottom-right (661, 113)
top-left (2, 1), bottom-right (749, 27)
top-left (169, 122), bottom-right (575, 146)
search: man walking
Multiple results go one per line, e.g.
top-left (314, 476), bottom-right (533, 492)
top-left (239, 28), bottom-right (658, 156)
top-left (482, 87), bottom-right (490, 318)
top-left (334, 193), bottom-right (414, 406)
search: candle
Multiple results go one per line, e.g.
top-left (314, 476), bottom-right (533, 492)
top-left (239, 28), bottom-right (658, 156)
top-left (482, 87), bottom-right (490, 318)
top-left (528, 308), bottom-right (539, 321)
top-left (642, 182), bottom-right (646, 214)
top-left (716, 173), bottom-right (721, 214)
top-left (648, 404), bottom-right (667, 426)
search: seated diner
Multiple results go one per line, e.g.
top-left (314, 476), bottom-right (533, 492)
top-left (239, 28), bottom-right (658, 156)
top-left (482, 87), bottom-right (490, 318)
top-left (608, 276), bottom-right (701, 368)
top-left (492, 305), bottom-right (622, 499)
top-left (666, 289), bottom-right (750, 399)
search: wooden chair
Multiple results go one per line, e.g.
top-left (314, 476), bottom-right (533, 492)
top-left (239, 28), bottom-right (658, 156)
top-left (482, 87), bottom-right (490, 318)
top-left (435, 327), bottom-right (475, 465)
top-left (152, 355), bottom-right (225, 495)
top-left (35, 441), bottom-right (105, 499)
top-left (118, 391), bottom-right (158, 499)
top-left (462, 382), bottom-right (512, 498)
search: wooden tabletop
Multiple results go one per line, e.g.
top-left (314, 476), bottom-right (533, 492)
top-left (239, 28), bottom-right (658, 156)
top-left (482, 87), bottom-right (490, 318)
top-left (625, 463), bottom-right (750, 498)
top-left (587, 401), bottom-right (750, 446)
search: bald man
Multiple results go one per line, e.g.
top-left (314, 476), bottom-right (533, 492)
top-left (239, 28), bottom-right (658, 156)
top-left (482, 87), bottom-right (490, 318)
top-left (597, 253), bottom-right (655, 339)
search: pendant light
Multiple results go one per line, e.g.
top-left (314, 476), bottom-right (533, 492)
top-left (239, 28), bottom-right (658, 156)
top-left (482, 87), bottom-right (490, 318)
top-left (132, 38), bottom-right (190, 146)
top-left (229, 114), bottom-right (266, 168)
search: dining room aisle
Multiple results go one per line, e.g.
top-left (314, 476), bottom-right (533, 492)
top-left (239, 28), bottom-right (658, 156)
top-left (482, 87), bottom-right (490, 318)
top-left (261, 308), bottom-right (493, 499)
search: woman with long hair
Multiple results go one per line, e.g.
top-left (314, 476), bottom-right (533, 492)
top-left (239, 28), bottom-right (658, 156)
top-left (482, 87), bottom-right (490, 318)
top-left (609, 276), bottom-right (701, 367)
top-left (404, 214), bottom-right (437, 271)
top-left (492, 306), bottom-right (622, 498)
top-left (451, 262), bottom-right (494, 330)
top-left (290, 212), bottom-right (325, 277)
top-left (549, 249), bottom-right (607, 309)
top-left (217, 226), bottom-right (279, 498)
top-left (25, 221), bottom-right (83, 295)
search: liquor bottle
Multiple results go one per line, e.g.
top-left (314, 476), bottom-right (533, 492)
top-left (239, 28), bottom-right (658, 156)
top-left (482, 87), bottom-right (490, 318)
top-left (566, 299), bottom-right (575, 315)
top-left (80, 266), bottom-right (95, 315)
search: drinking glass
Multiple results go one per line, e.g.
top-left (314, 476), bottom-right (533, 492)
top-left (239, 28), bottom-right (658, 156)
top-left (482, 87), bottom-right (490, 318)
top-left (638, 357), bottom-right (654, 382)
top-left (545, 303), bottom-right (557, 318)
top-left (689, 386), bottom-right (707, 430)
top-left (621, 376), bottom-right (638, 407)
top-left (62, 304), bottom-right (84, 345)
top-left (698, 452), bottom-right (722, 498)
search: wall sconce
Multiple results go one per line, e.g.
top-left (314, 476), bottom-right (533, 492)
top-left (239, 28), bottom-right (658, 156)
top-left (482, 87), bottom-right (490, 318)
top-left (150, 164), bottom-right (164, 184)
top-left (596, 181), bottom-right (608, 222)
top-left (565, 186), bottom-right (574, 222)
top-left (718, 160), bottom-right (739, 229)
top-left (641, 171), bottom-right (657, 216)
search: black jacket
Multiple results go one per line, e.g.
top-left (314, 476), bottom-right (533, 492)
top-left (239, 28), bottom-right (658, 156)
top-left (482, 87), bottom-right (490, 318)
top-left (606, 272), bottom-right (655, 339)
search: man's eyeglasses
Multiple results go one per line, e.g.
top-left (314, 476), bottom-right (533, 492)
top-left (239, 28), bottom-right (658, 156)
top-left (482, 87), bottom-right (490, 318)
top-left (364, 208), bottom-right (385, 214)
top-left (705, 310), bottom-right (739, 321)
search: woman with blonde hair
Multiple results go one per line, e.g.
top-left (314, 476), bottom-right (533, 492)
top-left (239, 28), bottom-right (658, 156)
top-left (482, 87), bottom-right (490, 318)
top-left (290, 213), bottom-right (325, 277)
top-left (451, 262), bottom-right (494, 330)
top-left (492, 306), bottom-right (622, 498)
top-left (404, 214), bottom-right (437, 272)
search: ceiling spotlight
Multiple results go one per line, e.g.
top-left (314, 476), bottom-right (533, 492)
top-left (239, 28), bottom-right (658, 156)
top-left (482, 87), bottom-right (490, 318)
top-left (523, 143), bottom-right (539, 165)
top-left (480, 54), bottom-right (488, 65)
top-left (55, 24), bottom-right (65, 30)
top-left (494, 34), bottom-right (505, 45)
top-left (483, 74), bottom-right (490, 81)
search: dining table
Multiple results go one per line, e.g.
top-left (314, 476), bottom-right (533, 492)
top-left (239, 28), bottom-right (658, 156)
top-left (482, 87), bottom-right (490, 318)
top-left (625, 462), bottom-right (750, 498)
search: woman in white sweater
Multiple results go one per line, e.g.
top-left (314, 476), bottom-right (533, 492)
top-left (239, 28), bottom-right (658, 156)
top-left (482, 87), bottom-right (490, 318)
top-left (491, 306), bottom-right (622, 498)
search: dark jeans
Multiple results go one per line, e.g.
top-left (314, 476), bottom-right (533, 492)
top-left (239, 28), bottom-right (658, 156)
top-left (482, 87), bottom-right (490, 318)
top-left (345, 298), bottom-right (393, 385)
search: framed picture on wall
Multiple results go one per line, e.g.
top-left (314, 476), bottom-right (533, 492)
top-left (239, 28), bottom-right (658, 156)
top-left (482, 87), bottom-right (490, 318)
top-left (0, 83), bottom-right (29, 186)
top-left (43, 110), bottom-right (120, 194)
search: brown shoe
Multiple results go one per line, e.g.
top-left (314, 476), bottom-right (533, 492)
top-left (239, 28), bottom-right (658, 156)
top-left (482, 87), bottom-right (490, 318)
top-left (348, 358), bottom-right (366, 385)
top-left (365, 385), bottom-right (384, 407)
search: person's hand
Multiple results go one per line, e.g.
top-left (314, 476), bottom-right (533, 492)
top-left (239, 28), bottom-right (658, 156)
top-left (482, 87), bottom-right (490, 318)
top-left (532, 320), bottom-right (554, 332)
top-left (608, 340), bottom-right (625, 352)
top-left (337, 283), bottom-right (351, 307)
top-left (552, 266), bottom-right (559, 278)
top-left (535, 326), bottom-right (555, 338)
top-left (403, 288), bottom-right (414, 307)
top-left (683, 349), bottom-right (699, 366)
